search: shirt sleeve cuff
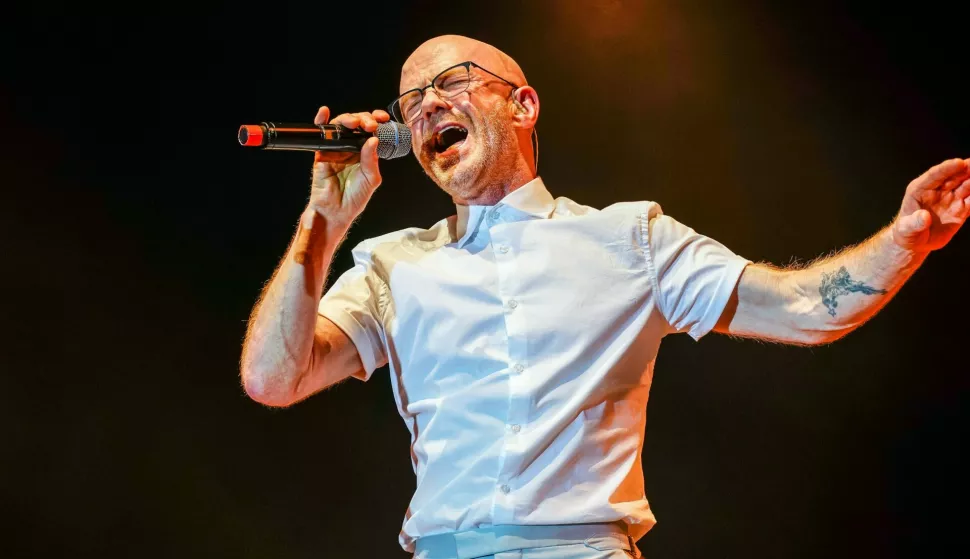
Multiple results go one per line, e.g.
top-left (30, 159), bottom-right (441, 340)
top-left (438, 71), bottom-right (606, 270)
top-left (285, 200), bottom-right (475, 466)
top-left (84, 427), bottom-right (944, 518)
top-left (687, 257), bottom-right (751, 341)
top-left (318, 306), bottom-right (383, 381)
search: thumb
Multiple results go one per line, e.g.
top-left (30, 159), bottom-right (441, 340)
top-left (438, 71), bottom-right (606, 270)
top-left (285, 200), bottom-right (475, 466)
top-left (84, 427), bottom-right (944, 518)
top-left (893, 209), bottom-right (931, 246)
top-left (358, 137), bottom-right (383, 191)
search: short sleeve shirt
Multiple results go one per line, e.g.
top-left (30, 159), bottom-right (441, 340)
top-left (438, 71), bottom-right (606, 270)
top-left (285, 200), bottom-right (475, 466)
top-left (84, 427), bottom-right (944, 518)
top-left (317, 177), bottom-right (750, 551)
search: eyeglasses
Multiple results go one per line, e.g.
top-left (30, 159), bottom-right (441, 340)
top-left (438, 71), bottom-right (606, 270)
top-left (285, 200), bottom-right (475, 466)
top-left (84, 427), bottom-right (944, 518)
top-left (387, 61), bottom-right (521, 125)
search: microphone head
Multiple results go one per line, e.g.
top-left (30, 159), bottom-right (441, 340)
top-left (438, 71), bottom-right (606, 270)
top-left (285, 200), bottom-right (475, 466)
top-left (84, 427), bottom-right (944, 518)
top-left (375, 121), bottom-right (412, 159)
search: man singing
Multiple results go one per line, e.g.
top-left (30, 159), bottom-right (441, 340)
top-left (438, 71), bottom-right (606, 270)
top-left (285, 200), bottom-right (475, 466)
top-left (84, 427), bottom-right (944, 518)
top-left (240, 35), bottom-right (970, 559)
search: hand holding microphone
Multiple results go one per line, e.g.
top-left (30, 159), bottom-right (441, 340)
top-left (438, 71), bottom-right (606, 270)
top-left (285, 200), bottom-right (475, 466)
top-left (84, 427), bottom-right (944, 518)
top-left (238, 117), bottom-right (411, 159)
top-left (241, 106), bottom-right (410, 265)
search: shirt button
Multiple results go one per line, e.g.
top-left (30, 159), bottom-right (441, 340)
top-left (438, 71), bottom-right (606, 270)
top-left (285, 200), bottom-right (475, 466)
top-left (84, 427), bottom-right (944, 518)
top-left (500, 484), bottom-right (511, 494)
top-left (497, 245), bottom-right (509, 254)
top-left (509, 424), bottom-right (521, 433)
top-left (507, 299), bottom-right (518, 310)
top-left (513, 363), bottom-right (525, 374)
top-left (488, 210), bottom-right (500, 222)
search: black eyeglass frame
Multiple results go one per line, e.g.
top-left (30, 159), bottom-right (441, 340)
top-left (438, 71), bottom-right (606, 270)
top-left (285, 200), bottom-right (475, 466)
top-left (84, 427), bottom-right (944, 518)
top-left (387, 61), bottom-right (522, 125)
top-left (387, 60), bottom-right (539, 172)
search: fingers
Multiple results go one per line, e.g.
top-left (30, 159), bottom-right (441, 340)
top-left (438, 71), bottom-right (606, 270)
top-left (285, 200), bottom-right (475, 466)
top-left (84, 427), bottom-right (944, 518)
top-left (312, 106), bottom-right (385, 164)
top-left (358, 137), bottom-right (383, 190)
top-left (941, 158), bottom-right (970, 191)
top-left (911, 158), bottom-right (968, 191)
top-left (329, 109), bottom-right (390, 132)
top-left (313, 106), bottom-right (331, 126)
top-left (953, 176), bottom-right (970, 200)
top-left (329, 113), bottom-right (361, 129)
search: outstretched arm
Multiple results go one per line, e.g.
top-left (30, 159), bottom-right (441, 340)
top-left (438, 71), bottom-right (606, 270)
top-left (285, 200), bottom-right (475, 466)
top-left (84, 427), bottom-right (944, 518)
top-left (715, 158), bottom-right (970, 345)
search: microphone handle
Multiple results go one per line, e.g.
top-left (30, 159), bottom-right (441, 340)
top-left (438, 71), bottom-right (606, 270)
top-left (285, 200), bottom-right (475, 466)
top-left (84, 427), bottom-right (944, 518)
top-left (239, 122), bottom-right (371, 152)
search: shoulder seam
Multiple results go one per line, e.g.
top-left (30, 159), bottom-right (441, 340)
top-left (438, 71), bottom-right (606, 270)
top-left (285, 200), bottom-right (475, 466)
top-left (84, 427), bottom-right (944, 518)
top-left (639, 205), bottom-right (668, 324)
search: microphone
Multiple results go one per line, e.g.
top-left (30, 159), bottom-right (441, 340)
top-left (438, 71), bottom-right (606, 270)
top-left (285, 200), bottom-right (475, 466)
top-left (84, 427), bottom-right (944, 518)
top-left (238, 121), bottom-right (412, 159)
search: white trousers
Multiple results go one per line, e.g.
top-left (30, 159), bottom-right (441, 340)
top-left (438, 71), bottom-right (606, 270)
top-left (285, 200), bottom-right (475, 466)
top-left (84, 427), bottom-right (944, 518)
top-left (413, 523), bottom-right (641, 559)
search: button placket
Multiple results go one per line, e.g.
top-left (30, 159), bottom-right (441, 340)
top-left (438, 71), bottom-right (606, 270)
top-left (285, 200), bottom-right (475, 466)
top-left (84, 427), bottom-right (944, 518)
top-left (489, 218), bottom-right (525, 526)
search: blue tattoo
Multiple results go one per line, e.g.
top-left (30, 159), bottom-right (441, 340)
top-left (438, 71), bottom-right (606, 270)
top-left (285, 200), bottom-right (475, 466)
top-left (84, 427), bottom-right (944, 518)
top-left (819, 266), bottom-right (887, 317)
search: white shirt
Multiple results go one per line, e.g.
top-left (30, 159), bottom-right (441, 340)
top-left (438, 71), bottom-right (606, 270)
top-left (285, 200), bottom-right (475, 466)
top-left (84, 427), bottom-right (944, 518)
top-left (318, 177), bottom-right (750, 552)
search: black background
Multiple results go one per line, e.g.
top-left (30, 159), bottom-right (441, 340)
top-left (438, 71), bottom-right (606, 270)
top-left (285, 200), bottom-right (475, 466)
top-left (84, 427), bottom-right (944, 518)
top-left (2, 1), bottom-right (968, 557)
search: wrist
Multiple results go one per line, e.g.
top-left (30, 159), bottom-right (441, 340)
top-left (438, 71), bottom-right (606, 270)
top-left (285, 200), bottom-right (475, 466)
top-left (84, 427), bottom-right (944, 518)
top-left (293, 208), bottom-right (348, 266)
top-left (884, 224), bottom-right (929, 266)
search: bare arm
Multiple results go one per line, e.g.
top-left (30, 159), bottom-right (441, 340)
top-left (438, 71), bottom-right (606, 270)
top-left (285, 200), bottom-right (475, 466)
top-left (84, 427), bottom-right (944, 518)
top-left (716, 228), bottom-right (925, 344)
top-left (240, 106), bottom-right (389, 406)
top-left (240, 216), bottom-right (364, 406)
top-left (716, 158), bottom-right (970, 345)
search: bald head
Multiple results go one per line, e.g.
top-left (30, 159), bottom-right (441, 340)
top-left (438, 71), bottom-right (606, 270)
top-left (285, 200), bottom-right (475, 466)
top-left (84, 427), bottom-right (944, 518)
top-left (399, 35), bottom-right (539, 207)
top-left (400, 35), bottom-right (527, 93)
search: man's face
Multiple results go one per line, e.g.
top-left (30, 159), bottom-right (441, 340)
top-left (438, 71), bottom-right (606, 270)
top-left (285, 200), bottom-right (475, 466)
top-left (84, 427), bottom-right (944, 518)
top-left (400, 43), bottom-right (519, 202)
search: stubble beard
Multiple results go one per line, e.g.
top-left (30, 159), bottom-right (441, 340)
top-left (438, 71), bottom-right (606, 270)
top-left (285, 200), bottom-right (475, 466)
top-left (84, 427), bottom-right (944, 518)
top-left (424, 103), bottom-right (519, 204)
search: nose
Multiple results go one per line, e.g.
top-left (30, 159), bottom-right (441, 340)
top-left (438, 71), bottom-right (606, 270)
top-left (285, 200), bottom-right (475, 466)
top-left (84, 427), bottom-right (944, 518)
top-left (420, 87), bottom-right (451, 122)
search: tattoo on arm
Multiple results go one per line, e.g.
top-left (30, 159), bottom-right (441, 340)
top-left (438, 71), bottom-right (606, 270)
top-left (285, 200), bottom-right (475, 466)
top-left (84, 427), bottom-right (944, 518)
top-left (819, 266), bottom-right (887, 317)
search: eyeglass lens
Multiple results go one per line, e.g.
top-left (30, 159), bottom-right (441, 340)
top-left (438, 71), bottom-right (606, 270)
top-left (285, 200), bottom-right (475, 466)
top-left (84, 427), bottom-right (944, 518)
top-left (395, 64), bottom-right (471, 123)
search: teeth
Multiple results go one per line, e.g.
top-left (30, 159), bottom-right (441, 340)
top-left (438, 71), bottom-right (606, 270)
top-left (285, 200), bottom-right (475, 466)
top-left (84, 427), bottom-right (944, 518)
top-left (434, 125), bottom-right (469, 153)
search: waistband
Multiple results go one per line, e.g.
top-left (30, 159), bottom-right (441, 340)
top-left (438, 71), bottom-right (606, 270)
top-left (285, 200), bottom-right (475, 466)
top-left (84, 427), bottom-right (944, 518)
top-left (414, 522), bottom-right (637, 559)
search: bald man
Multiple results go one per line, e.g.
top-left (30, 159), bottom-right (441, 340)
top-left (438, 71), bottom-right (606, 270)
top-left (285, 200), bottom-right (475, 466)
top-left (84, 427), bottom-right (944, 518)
top-left (241, 35), bottom-right (970, 558)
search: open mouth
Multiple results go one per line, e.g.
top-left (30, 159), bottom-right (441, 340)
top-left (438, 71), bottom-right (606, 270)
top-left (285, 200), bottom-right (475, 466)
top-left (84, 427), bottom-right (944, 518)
top-left (433, 125), bottom-right (469, 154)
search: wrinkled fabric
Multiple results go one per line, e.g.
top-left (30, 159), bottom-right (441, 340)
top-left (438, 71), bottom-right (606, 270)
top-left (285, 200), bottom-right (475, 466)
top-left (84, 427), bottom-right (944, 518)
top-left (318, 178), bottom-right (750, 552)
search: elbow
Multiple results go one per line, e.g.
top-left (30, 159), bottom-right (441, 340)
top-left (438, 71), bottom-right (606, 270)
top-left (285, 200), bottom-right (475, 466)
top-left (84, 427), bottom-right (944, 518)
top-left (240, 364), bottom-right (300, 408)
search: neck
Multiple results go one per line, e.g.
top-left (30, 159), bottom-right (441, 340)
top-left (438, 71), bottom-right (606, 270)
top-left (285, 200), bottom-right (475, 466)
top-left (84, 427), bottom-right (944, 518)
top-left (452, 156), bottom-right (536, 207)
top-left (454, 173), bottom-right (534, 207)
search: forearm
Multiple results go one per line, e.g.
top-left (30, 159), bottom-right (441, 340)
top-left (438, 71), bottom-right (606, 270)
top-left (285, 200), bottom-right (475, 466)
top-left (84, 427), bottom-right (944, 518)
top-left (722, 157), bottom-right (968, 345)
top-left (778, 226), bottom-right (927, 342)
top-left (240, 211), bottom-right (345, 403)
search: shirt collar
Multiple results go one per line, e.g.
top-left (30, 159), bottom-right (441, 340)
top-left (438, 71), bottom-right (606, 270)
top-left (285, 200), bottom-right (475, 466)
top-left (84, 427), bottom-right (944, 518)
top-left (455, 177), bottom-right (555, 248)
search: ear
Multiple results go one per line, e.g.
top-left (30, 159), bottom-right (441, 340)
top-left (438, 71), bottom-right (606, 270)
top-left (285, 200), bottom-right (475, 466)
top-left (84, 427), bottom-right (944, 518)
top-left (509, 86), bottom-right (539, 130)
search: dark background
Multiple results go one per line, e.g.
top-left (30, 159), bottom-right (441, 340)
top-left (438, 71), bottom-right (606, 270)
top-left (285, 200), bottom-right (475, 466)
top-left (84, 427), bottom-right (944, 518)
top-left (2, 0), bottom-right (968, 557)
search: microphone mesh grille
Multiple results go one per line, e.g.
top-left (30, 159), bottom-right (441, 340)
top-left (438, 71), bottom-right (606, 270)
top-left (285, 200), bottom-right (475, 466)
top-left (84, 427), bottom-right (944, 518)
top-left (375, 121), bottom-right (412, 159)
